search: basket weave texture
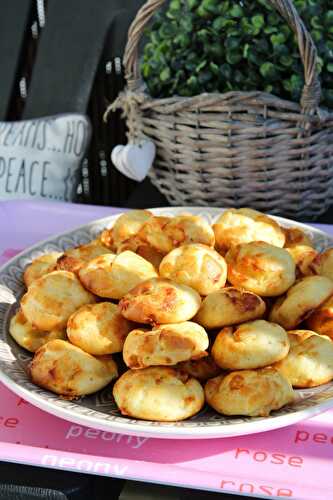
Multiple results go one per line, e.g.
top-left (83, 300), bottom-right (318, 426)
top-left (113, 0), bottom-right (333, 219)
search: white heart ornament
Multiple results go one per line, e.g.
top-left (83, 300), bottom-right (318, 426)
top-left (111, 140), bottom-right (156, 182)
top-left (111, 145), bottom-right (135, 179)
top-left (111, 145), bottom-right (124, 166)
top-left (111, 145), bottom-right (132, 175)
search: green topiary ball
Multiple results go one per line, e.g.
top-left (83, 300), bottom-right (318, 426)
top-left (141, 0), bottom-right (333, 108)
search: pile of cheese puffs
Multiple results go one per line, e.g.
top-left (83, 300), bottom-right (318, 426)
top-left (9, 208), bottom-right (333, 421)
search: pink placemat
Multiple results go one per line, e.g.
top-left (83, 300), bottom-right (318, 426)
top-left (1, 200), bottom-right (333, 500)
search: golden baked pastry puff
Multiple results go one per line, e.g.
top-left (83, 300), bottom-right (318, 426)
top-left (56, 239), bottom-right (113, 273)
top-left (138, 215), bottom-right (215, 254)
top-left (21, 270), bottom-right (95, 331)
top-left (78, 251), bottom-right (158, 299)
top-left (113, 367), bottom-right (204, 421)
top-left (226, 241), bottom-right (296, 296)
top-left (116, 236), bottom-right (164, 270)
top-left (67, 302), bottom-right (133, 355)
top-left (123, 322), bottom-right (209, 369)
top-left (310, 248), bottom-right (333, 281)
top-left (269, 275), bottom-right (333, 330)
top-left (307, 294), bottom-right (333, 339)
top-left (283, 227), bottom-right (313, 248)
top-left (119, 278), bottom-right (201, 324)
top-left (23, 252), bottom-right (62, 288)
top-left (213, 208), bottom-right (285, 253)
top-left (30, 339), bottom-right (118, 398)
top-left (9, 309), bottom-right (66, 352)
top-left (286, 245), bottom-right (318, 277)
top-left (273, 330), bottom-right (333, 387)
top-left (211, 320), bottom-right (289, 370)
top-left (195, 287), bottom-right (265, 329)
top-left (205, 368), bottom-right (294, 417)
top-left (159, 243), bottom-right (227, 295)
top-left (112, 209), bottom-right (152, 250)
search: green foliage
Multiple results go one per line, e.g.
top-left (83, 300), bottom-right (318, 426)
top-left (141, 0), bottom-right (333, 107)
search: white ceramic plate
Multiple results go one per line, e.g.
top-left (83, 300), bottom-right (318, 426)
top-left (1, 207), bottom-right (333, 439)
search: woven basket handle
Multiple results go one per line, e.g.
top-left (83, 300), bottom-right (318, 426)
top-left (124, 0), bottom-right (321, 114)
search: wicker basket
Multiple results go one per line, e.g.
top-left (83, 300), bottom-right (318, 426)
top-left (113, 0), bottom-right (333, 219)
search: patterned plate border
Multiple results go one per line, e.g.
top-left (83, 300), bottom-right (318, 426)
top-left (1, 207), bottom-right (333, 439)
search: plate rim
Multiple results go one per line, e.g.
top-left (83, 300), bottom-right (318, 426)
top-left (0, 206), bottom-right (333, 439)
